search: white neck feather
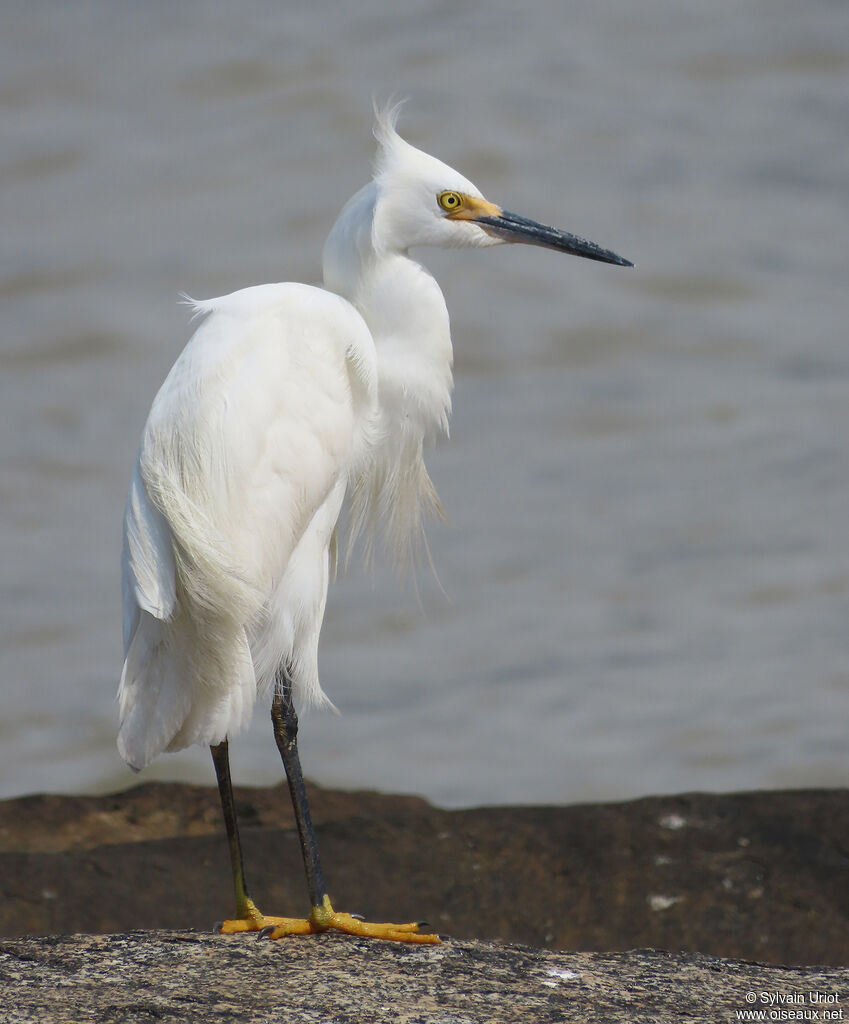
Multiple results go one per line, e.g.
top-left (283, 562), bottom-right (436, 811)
top-left (322, 184), bottom-right (454, 568)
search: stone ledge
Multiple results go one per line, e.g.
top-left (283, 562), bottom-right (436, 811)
top-left (2, 930), bottom-right (847, 1024)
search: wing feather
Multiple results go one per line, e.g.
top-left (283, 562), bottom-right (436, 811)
top-left (122, 460), bottom-right (177, 648)
top-left (118, 282), bottom-right (377, 767)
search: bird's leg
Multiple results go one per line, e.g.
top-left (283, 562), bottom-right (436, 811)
top-left (215, 670), bottom-right (437, 942)
top-left (213, 738), bottom-right (312, 936)
top-left (270, 672), bottom-right (328, 914)
top-left (259, 668), bottom-right (440, 944)
top-left (211, 739), bottom-right (265, 925)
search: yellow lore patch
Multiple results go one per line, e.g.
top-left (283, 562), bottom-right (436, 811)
top-left (437, 191), bottom-right (502, 220)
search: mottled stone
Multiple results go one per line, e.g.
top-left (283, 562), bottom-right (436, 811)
top-left (1, 931), bottom-right (847, 1024)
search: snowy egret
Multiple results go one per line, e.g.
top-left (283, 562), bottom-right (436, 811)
top-left (118, 106), bottom-right (632, 945)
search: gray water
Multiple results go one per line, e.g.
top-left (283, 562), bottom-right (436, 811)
top-left (2, 1), bottom-right (848, 807)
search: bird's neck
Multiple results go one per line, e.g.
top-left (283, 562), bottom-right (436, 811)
top-left (322, 185), bottom-right (454, 445)
top-left (322, 185), bottom-right (454, 566)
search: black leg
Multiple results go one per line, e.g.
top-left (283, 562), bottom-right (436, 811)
top-left (211, 673), bottom-right (438, 942)
top-left (271, 668), bottom-right (328, 911)
top-left (211, 738), bottom-right (259, 920)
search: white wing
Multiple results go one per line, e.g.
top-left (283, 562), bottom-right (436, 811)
top-left (122, 460), bottom-right (177, 650)
top-left (119, 282), bottom-right (377, 769)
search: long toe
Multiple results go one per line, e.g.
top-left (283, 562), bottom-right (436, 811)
top-left (219, 913), bottom-right (315, 936)
top-left (329, 912), bottom-right (441, 944)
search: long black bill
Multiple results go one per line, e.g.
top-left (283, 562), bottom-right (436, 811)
top-left (477, 209), bottom-right (633, 267)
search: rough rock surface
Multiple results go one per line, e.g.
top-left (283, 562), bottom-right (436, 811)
top-left (2, 784), bottom-right (849, 968)
top-left (2, 930), bottom-right (847, 1024)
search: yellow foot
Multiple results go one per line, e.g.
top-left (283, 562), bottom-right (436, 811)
top-left (218, 913), bottom-right (317, 936)
top-left (218, 895), bottom-right (440, 944)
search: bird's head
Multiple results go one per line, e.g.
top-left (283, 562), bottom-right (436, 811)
top-left (370, 105), bottom-right (632, 267)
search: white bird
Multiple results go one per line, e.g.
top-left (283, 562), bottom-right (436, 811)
top-left (118, 106), bottom-right (632, 944)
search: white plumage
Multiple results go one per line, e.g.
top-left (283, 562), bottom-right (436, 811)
top-left (118, 112), bottom-right (460, 770)
top-left (118, 106), bottom-right (631, 775)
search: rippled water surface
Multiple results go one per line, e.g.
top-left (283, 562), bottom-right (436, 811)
top-left (2, 1), bottom-right (848, 806)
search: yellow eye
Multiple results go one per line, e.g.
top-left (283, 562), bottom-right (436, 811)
top-left (437, 191), bottom-right (464, 213)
